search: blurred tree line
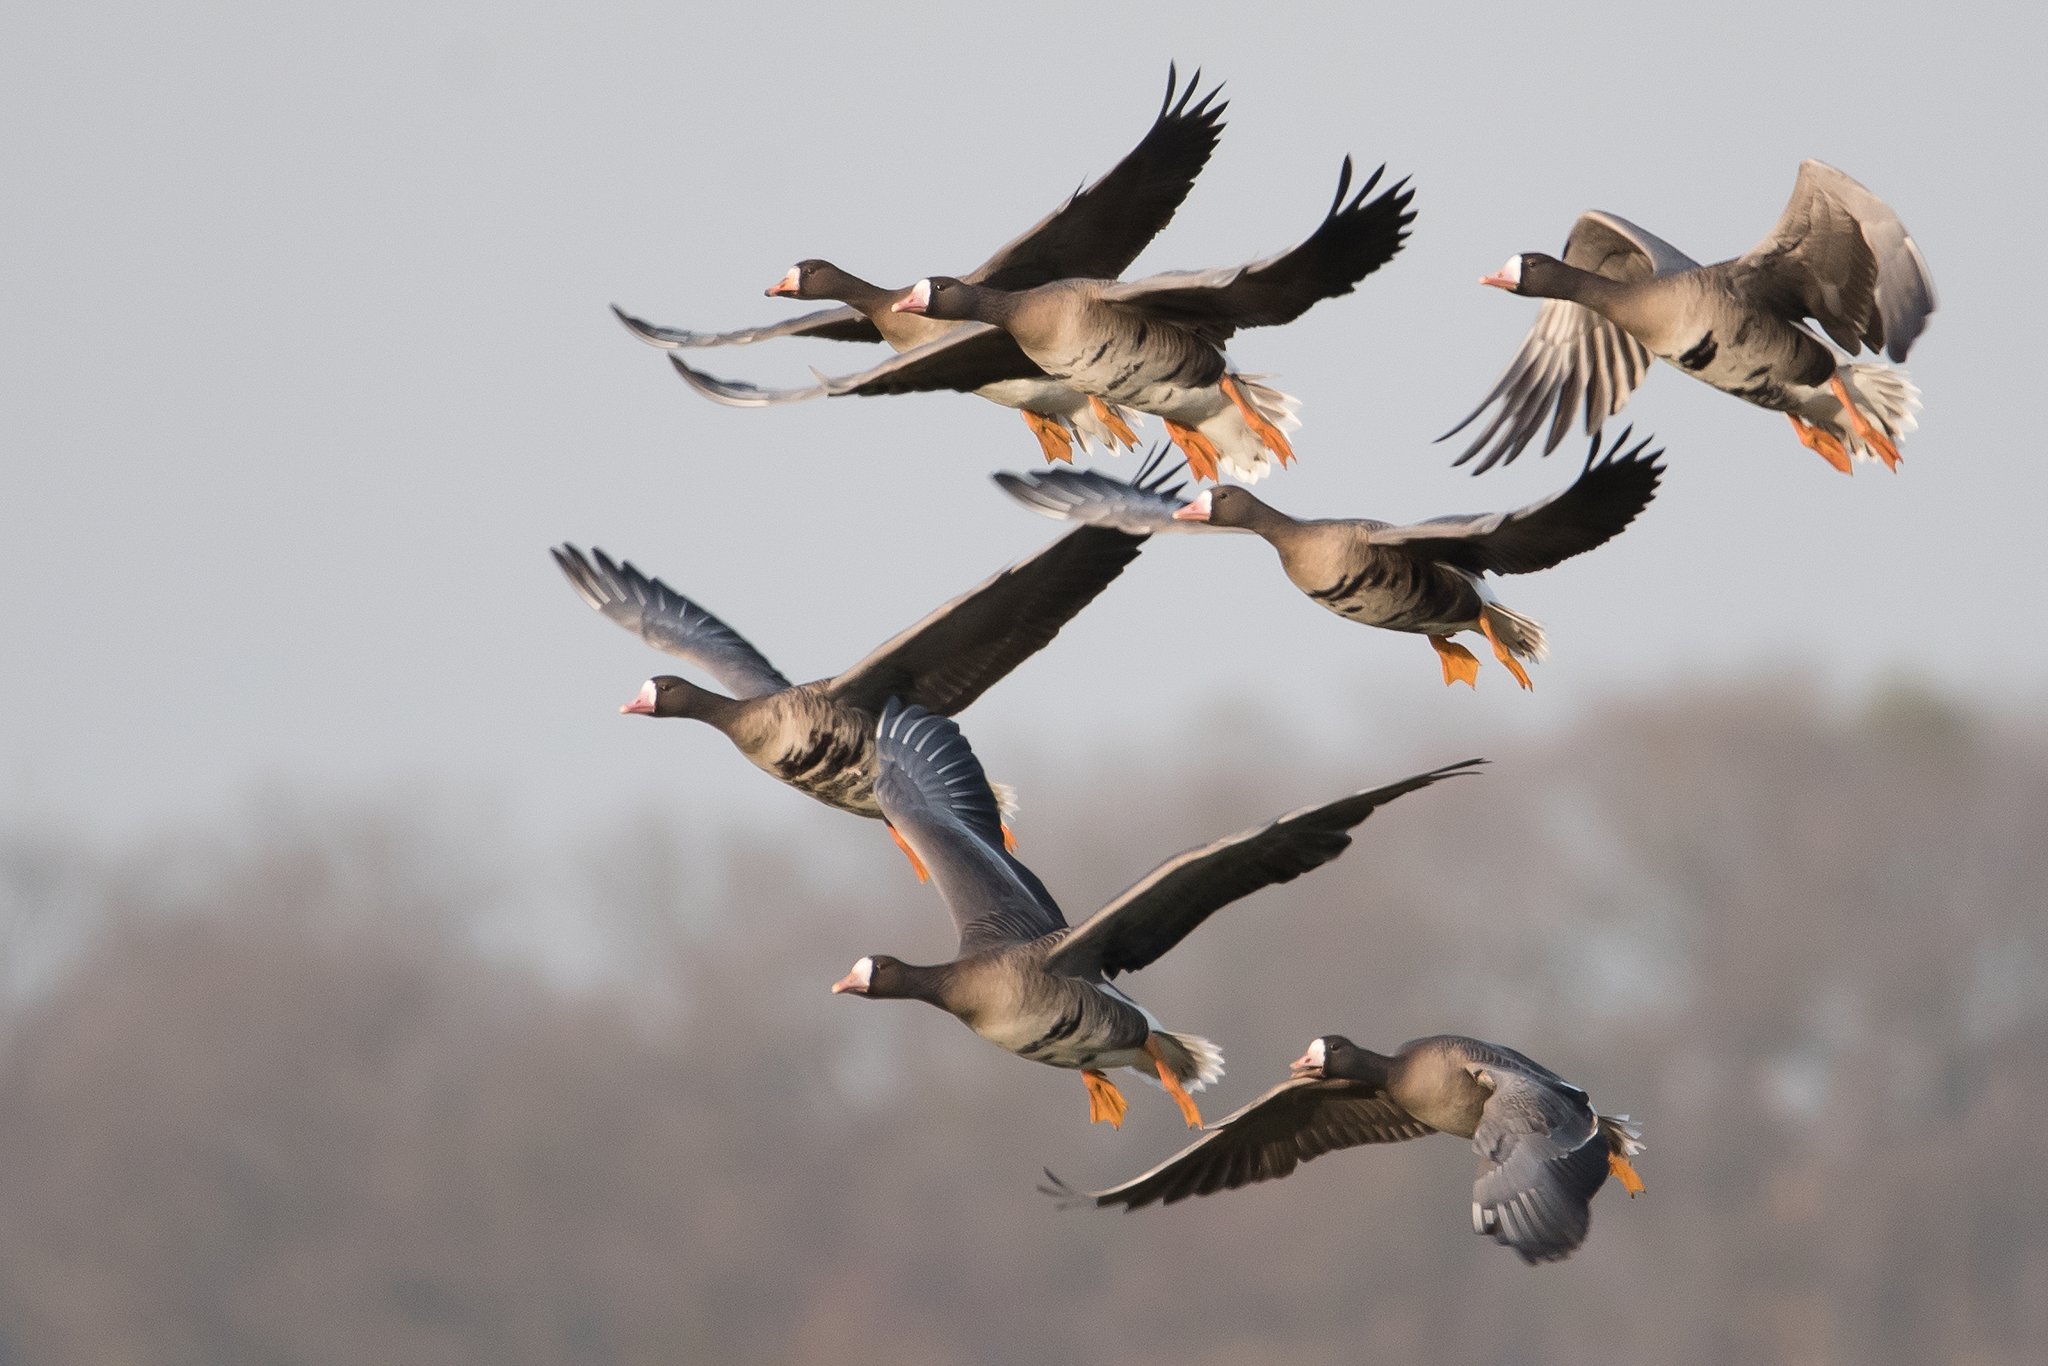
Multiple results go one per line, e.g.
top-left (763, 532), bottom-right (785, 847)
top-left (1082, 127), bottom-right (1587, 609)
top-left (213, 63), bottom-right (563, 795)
top-left (1, 681), bottom-right (2044, 1365)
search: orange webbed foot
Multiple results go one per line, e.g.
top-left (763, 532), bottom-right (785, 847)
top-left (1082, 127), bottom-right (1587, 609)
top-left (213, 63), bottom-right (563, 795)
top-left (1429, 635), bottom-right (1481, 689)
top-left (1828, 373), bottom-right (1902, 471)
top-left (1220, 373), bottom-right (1294, 466)
top-left (1476, 615), bottom-right (1533, 691)
top-left (1022, 409), bottom-right (1077, 465)
top-left (1001, 821), bottom-right (1018, 853)
top-left (1609, 1151), bottom-right (1647, 1197)
top-left (1081, 1068), bottom-right (1129, 1128)
top-left (1786, 413), bottom-right (1853, 475)
top-left (1161, 419), bottom-right (1222, 482)
top-left (1089, 397), bottom-right (1140, 449)
top-left (1144, 1035), bottom-right (1204, 1128)
top-left (887, 823), bottom-right (930, 883)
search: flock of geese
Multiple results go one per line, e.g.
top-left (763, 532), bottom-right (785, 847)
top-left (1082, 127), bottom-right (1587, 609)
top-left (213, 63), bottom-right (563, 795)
top-left (556, 68), bottom-right (1936, 1265)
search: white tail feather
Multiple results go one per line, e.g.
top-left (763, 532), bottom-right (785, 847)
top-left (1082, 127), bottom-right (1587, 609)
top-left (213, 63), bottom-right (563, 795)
top-left (1137, 1030), bottom-right (1226, 1092)
top-left (1067, 401), bottom-right (1145, 454)
top-left (1480, 602), bottom-right (1548, 663)
top-left (988, 781), bottom-right (1020, 825)
top-left (1599, 1112), bottom-right (1646, 1157)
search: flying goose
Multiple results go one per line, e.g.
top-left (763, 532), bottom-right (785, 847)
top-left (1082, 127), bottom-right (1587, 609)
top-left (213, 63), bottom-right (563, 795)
top-left (1043, 1033), bottom-right (1645, 1265)
top-left (834, 700), bottom-right (1478, 1129)
top-left (1445, 160), bottom-right (1935, 475)
top-left (614, 67), bottom-right (1227, 462)
top-left (866, 157), bottom-right (1414, 483)
top-left (550, 515), bottom-right (1153, 876)
top-left (997, 430), bottom-right (1663, 689)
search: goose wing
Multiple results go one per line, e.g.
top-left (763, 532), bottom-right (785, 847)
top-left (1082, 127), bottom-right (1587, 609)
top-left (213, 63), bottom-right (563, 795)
top-left (967, 66), bottom-right (1227, 290)
top-left (552, 544), bottom-right (791, 698)
top-left (828, 525), bottom-right (1146, 716)
top-left (874, 701), bottom-right (1065, 954)
top-left (1042, 760), bottom-right (1481, 981)
top-left (1370, 429), bottom-right (1664, 575)
top-left (1466, 1056), bottom-right (1609, 1265)
top-left (992, 448), bottom-right (1206, 536)
top-left (1443, 210), bottom-right (1695, 473)
top-left (1093, 158), bottom-right (1415, 346)
top-left (1736, 159), bottom-right (1936, 360)
top-left (1039, 1076), bottom-right (1431, 1211)
top-left (610, 301), bottom-right (881, 350)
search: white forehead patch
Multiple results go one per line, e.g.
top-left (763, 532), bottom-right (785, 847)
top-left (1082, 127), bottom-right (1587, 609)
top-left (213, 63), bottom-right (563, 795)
top-left (636, 678), bottom-right (658, 707)
top-left (1498, 255), bottom-right (1523, 286)
top-left (908, 278), bottom-right (932, 308)
top-left (777, 266), bottom-right (801, 290)
top-left (1305, 1038), bottom-right (1326, 1068)
top-left (849, 956), bottom-right (874, 990)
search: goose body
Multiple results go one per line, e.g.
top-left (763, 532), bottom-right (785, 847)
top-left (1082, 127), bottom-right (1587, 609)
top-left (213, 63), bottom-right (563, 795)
top-left (617, 67), bottom-right (1227, 463)
top-left (1044, 1032), bottom-right (1645, 1265)
top-left (834, 701), bottom-right (1477, 1128)
top-left (1447, 160), bottom-right (1935, 474)
top-left (997, 432), bottom-right (1663, 689)
top-left (550, 521), bottom-right (1149, 870)
top-left (886, 157), bottom-right (1414, 483)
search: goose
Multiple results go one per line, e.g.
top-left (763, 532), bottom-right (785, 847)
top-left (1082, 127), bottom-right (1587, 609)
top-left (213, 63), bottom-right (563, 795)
top-left (834, 699), bottom-right (1478, 1129)
top-left (861, 156), bottom-right (1413, 483)
top-left (550, 514), bottom-right (1154, 877)
top-left (1042, 1033), bottom-right (1645, 1265)
top-left (1445, 160), bottom-right (1935, 475)
top-left (614, 67), bottom-right (1227, 462)
top-left (996, 430), bottom-right (1663, 689)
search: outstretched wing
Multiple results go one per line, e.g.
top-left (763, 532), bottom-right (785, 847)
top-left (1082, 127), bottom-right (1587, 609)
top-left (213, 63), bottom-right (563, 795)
top-left (1443, 210), bottom-right (1695, 473)
top-left (1467, 1059), bottom-right (1609, 1265)
top-left (1042, 760), bottom-right (1482, 980)
top-left (665, 352), bottom-right (829, 407)
top-left (828, 525), bottom-right (1147, 716)
top-left (1370, 428), bottom-right (1664, 576)
top-left (667, 328), bottom-right (1044, 407)
top-left (551, 544), bottom-right (791, 698)
top-left (968, 65), bottom-right (1228, 290)
top-left (818, 324), bottom-right (1047, 398)
top-left (1040, 1076), bottom-right (1431, 1211)
top-left (992, 448), bottom-right (1205, 536)
top-left (1094, 158), bottom-right (1415, 346)
top-left (873, 701), bottom-right (1066, 955)
top-left (610, 301), bottom-right (882, 350)
top-left (1736, 159), bottom-right (1936, 361)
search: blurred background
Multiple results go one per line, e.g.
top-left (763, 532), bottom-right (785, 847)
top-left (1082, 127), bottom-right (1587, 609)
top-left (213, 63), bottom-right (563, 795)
top-left (5, 1), bottom-right (2045, 1362)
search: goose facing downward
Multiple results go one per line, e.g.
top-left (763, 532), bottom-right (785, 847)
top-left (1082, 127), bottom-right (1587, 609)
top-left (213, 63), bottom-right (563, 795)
top-left (1446, 160), bottom-right (1935, 475)
top-left (832, 700), bottom-right (1478, 1129)
top-left (1043, 1033), bottom-right (1645, 1265)
top-left (997, 431), bottom-right (1663, 689)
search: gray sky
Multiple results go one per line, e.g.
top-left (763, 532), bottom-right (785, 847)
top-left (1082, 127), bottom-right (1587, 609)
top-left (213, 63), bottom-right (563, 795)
top-left (5, 0), bottom-right (2039, 847)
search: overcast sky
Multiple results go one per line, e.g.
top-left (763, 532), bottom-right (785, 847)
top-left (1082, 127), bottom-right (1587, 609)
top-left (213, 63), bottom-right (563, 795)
top-left (5, 0), bottom-right (2038, 850)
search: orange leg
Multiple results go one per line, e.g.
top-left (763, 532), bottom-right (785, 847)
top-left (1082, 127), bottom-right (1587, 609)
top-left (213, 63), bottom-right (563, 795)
top-left (1021, 409), bottom-right (1077, 464)
top-left (887, 823), bottom-right (929, 883)
top-left (1609, 1151), bottom-right (1647, 1197)
top-left (1477, 615), bottom-right (1533, 691)
top-left (1829, 373), bottom-right (1901, 471)
top-left (1219, 373), bottom-right (1295, 467)
top-left (1088, 397), bottom-right (1140, 449)
top-left (1144, 1035), bottom-right (1204, 1128)
top-left (1080, 1068), bottom-right (1129, 1128)
top-left (1161, 419), bottom-right (1222, 481)
top-left (1786, 413), bottom-right (1853, 475)
top-left (1429, 634), bottom-right (1481, 689)
top-left (1001, 822), bottom-right (1018, 852)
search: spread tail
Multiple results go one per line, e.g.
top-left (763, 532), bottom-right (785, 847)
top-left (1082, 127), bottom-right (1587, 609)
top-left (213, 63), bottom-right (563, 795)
top-left (1139, 1030), bottom-right (1225, 1093)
